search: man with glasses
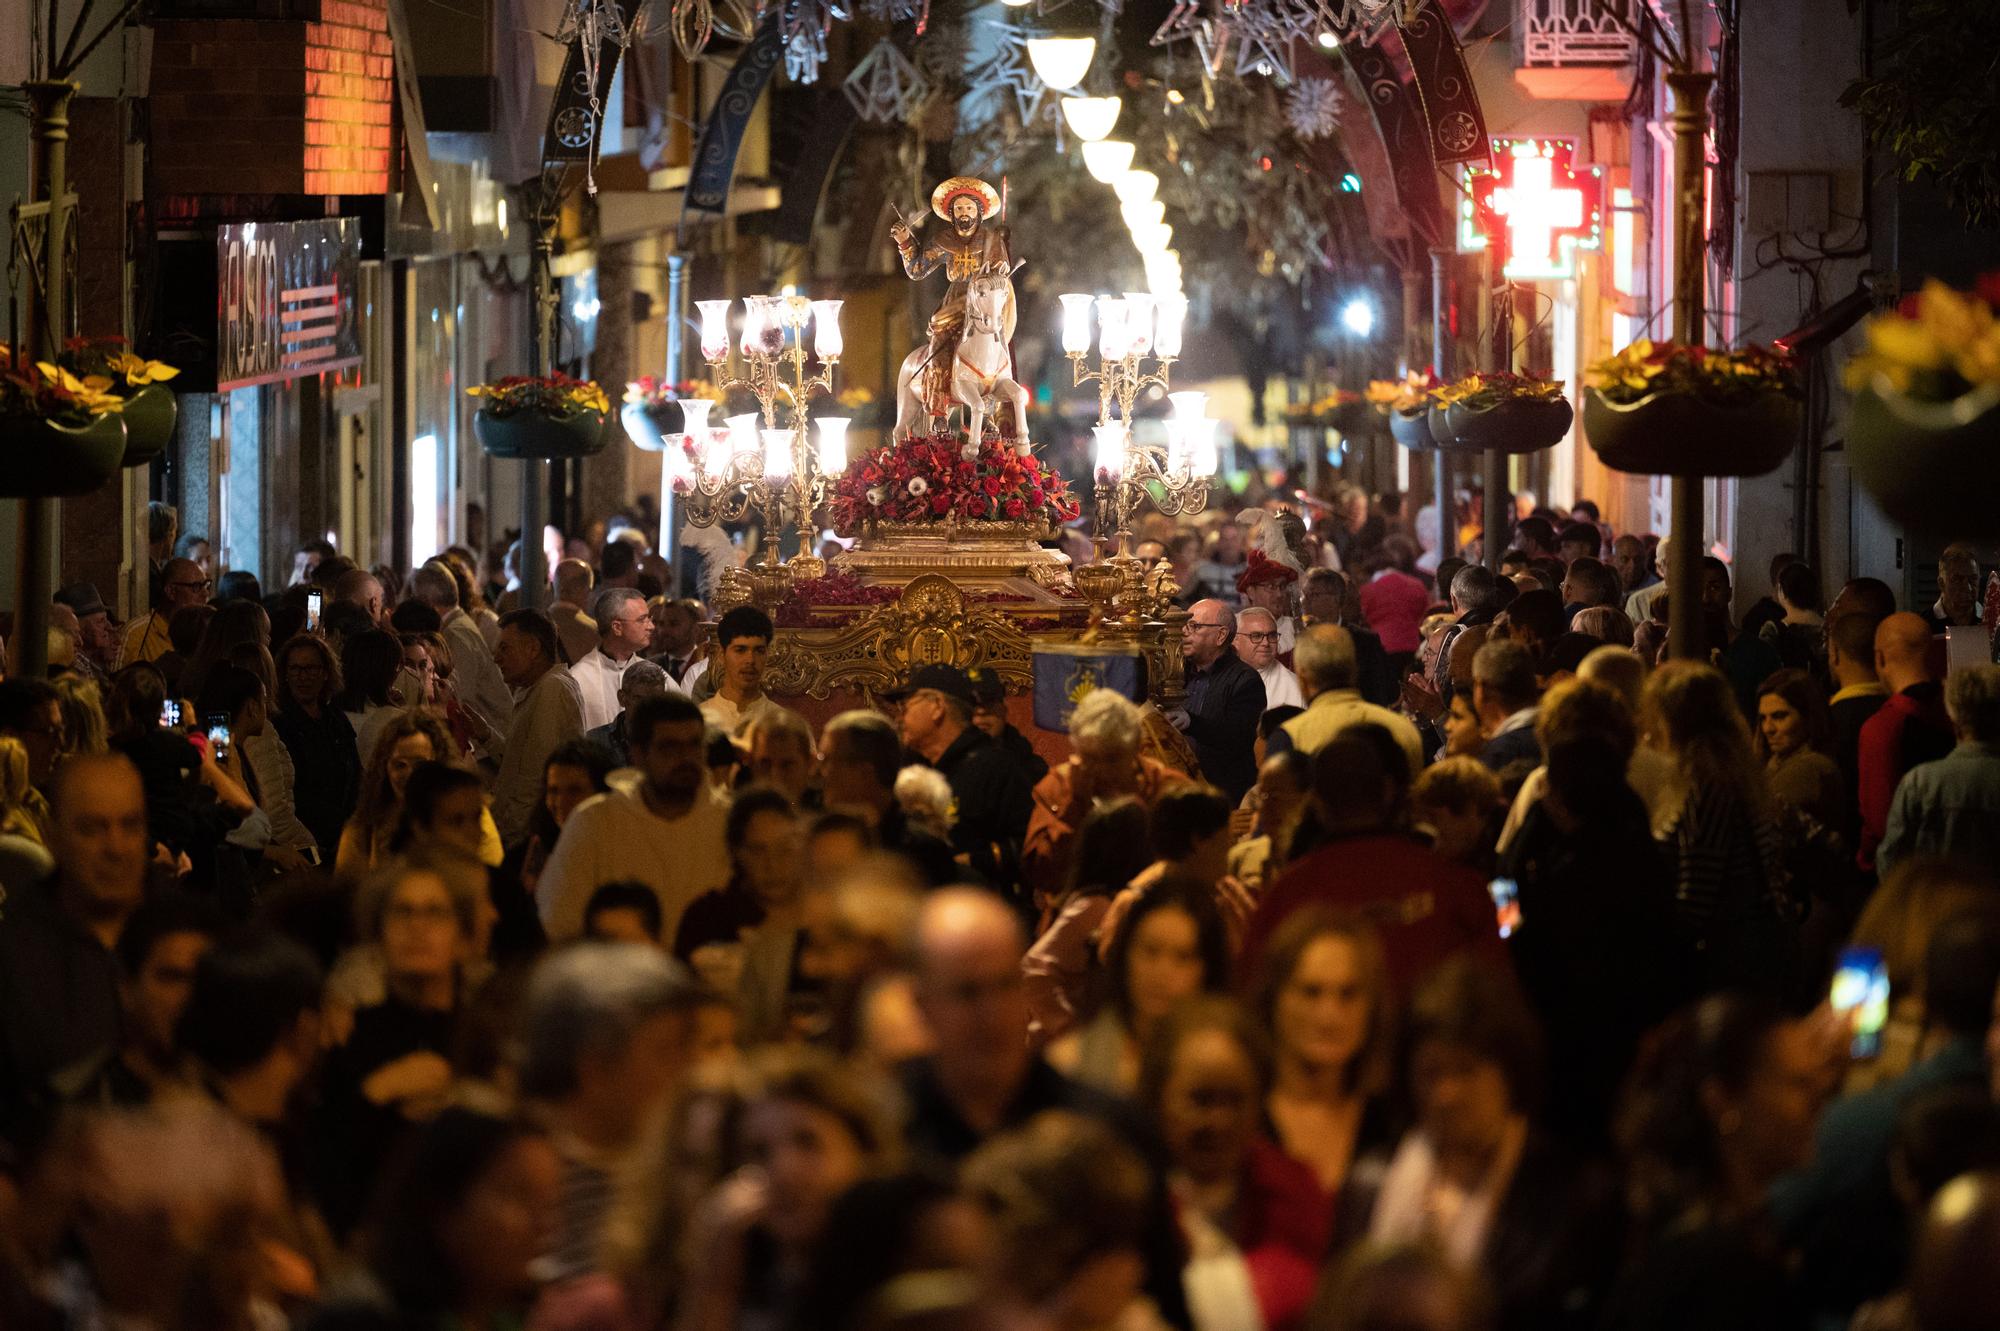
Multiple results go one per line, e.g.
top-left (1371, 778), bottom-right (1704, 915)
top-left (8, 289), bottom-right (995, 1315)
top-left (1175, 598), bottom-right (1265, 803)
top-left (570, 588), bottom-right (655, 733)
top-left (1235, 607), bottom-right (1304, 711)
top-left (120, 557), bottom-right (210, 667)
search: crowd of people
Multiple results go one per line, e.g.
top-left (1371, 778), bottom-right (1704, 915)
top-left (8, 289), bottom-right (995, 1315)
top-left (2, 489), bottom-right (2000, 1331)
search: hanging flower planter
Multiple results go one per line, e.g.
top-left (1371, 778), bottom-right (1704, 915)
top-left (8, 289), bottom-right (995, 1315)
top-left (1842, 277), bottom-right (2000, 542)
top-left (1428, 404), bottom-right (1456, 448)
top-left (0, 411), bottom-right (128, 497)
top-left (118, 382), bottom-right (178, 468)
top-left (1444, 396), bottom-right (1573, 454)
top-left (468, 374), bottom-right (611, 459)
top-left (59, 338), bottom-right (181, 468)
top-left (1389, 408), bottom-right (1439, 450)
top-left (621, 378), bottom-right (721, 452)
top-left (1581, 340), bottom-right (1800, 476)
top-left (1849, 380), bottom-right (2000, 542)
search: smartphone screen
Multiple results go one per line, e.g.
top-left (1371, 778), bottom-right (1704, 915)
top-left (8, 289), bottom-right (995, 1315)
top-left (204, 715), bottom-right (232, 763)
top-left (1489, 877), bottom-right (1522, 939)
top-left (1830, 945), bottom-right (1890, 1059)
top-left (160, 699), bottom-right (183, 728)
top-left (306, 590), bottom-right (324, 634)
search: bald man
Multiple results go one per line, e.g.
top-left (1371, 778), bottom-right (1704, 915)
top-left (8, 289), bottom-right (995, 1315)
top-left (898, 888), bottom-right (1193, 1328)
top-left (1856, 612), bottom-right (1957, 869)
top-left (1177, 597), bottom-right (1265, 803)
top-left (0, 754), bottom-right (151, 1142)
top-left (121, 557), bottom-right (211, 666)
top-left (1911, 1172), bottom-right (2000, 1331)
top-left (548, 558), bottom-right (599, 666)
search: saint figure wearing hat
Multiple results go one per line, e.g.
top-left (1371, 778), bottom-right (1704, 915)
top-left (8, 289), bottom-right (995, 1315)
top-left (890, 176), bottom-right (1013, 421)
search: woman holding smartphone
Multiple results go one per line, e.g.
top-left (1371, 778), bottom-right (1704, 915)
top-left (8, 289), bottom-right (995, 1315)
top-left (273, 633), bottom-right (362, 853)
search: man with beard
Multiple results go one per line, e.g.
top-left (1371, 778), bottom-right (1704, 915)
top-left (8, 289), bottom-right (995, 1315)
top-left (536, 692), bottom-right (732, 942)
top-left (891, 176), bottom-right (1012, 424)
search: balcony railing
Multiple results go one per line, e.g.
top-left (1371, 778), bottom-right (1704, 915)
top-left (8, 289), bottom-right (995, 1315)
top-left (1518, 0), bottom-right (1639, 67)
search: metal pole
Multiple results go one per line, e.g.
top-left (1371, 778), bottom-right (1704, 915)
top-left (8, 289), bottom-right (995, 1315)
top-left (16, 81), bottom-right (78, 680)
top-left (520, 223), bottom-right (554, 611)
top-left (1666, 70), bottom-right (1715, 660)
top-left (660, 251), bottom-right (686, 567)
top-left (1430, 248), bottom-right (1452, 560)
top-left (1482, 247), bottom-right (1510, 572)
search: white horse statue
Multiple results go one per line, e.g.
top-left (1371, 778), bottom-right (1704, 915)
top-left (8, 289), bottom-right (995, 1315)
top-left (893, 266), bottom-right (1030, 449)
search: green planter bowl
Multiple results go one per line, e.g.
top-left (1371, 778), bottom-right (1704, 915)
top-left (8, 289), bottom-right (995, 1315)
top-left (119, 382), bottom-right (178, 468)
top-left (1429, 404), bottom-right (1456, 448)
top-left (475, 405), bottom-right (609, 459)
top-left (1390, 407), bottom-right (1439, 450)
top-left (1582, 387), bottom-right (1800, 478)
top-left (0, 411), bottom-right (128, 497)
top-left (1848, 377), bottom-right (2000, 543)
top-left (1443, 395), bottom-right (1574, 454)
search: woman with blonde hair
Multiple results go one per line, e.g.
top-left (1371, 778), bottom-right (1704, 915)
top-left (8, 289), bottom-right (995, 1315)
top-left (337, 710), bottom-right (500, 871)
top-left (51, 673), bottom-right (109, 757)
top-left (1643, 659), bottom-right (1791, 995)
top-left (0, 736), bottom-right (50, 844)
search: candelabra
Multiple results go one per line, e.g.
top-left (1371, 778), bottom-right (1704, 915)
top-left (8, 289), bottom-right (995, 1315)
top-left (672, 293), bottom-right (851, 587)
top-left (1058, 291), bottom-right (1217, 626)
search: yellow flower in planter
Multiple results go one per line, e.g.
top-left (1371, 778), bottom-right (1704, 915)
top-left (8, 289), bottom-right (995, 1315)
top-left (107, 351), bottom-right (181, 386)
top-left (36, 363), bottom-right (126, 414)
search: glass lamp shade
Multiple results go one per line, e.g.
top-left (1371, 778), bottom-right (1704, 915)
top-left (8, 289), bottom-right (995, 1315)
top-left (1131, 221), bottom-right (1172, 255)
top-left (1082, 139), bottom-right (1135, 184)
top-left (1154, 295), bottom-right (1188, 358)
top-left (1025, 36), bottom-right (1096, 92)
top-left (679, 398), bottom-right (714, 441)
top-left (738, 299), bottom-right (765, 359)
top-left (1093, 422), bottom-right (1129, 481)
top-left (1119, 198), bottom-right (1165, 230)
top-left (1122, 293), bottom-right (1155, 357)
top-left (725, 413), bottom-right (761, 465)
top-left (762, 427), bottom-right (795, 481)
top-left (782, 293), bottom-right (812, 330)
top-left (696, 299), bottom-right (733, 362)
top-left (1185, 417), bottom-right (1220, 475)
top-left (1113, 169), bottom-right (1159, 205)
top-left (1061, 96), bottom-right (1120, 141)
top-left (1164, 417), bottom-right (1186, 474)
top-left (816, 417), bottom-right (850, 475)
top-left (1168, 390), bottom-right (1208, 422)
top-left (810, 300), bottom-right (844, 359)
top-left (1096, 298), bottom-right (1129, 360)
top-left (1059, 293), bottom-right (1096, 354)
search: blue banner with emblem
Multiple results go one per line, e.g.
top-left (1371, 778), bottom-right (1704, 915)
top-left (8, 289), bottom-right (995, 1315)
top-left (1033, 645), bottom-right (1144, 732)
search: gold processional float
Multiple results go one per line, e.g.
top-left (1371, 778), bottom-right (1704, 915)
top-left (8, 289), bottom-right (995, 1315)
top-left (663, 176), bottom-right (1219, 719)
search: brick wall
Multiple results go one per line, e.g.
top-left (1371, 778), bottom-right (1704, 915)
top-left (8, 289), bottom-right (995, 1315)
top-left (150, 8), bottom-right (394, 198)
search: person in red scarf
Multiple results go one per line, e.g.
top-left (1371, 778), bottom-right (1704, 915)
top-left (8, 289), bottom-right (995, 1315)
top-left (1237, 552), bottom-right (1303, 663)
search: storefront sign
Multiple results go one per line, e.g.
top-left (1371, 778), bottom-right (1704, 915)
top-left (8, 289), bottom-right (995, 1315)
top-left (216, 219), bottom-right (363, 392)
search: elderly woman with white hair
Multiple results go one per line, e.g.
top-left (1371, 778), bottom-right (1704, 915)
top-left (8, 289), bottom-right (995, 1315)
top-left (1021, 688), bottom-right (1189, 904)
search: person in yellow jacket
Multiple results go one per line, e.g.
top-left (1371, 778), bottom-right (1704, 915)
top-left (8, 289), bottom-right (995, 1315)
top-left (120, 557), bottom-right (212, 666)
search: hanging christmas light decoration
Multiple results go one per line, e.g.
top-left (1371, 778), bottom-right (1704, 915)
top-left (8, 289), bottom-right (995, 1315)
top-left (1285, 75), bottom-right (1342, 140)
top-left (555, 0), bottom-right (639, 193)
top-left (843, 38), bottom-right (930, 124)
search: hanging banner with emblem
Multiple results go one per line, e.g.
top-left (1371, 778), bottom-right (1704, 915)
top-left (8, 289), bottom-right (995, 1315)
top-left (542, 0), bottom-right (646, 182)
top-left (684, 12), bottom-right (786, 221)
top-left (1334, 41), bottom-right (1447, 249)
top-left (1393, 2), bottom-right (1492, 171)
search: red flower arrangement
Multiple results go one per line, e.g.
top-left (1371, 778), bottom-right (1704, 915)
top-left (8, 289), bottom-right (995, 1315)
top-left (829, 433), bottom-right (1081, 534)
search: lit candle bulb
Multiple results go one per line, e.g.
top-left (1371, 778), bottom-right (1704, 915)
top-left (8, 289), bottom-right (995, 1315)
top-left (696, 300), bottom-right (733, 363)
top-left (1059, 294), bottom-right (1095, 355)
top-left (762, 426), bottom-right (794, 481)
top-left (725, 413), bottom-right (760, 466)
top-left (811, 299), bottom-right (844, 360)
top-left (816, 416), bottom-right (849, 476)
top-left (1093, 422), bottom-right (1129, 483)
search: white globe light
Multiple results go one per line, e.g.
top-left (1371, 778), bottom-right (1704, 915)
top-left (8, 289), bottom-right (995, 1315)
top-left (1061, 96), bottom-right (1120, 142)
top-left (1082, 139), bottom-right (1135, 184)
top-left (1340, 297), bottom-right (1375, 338)
top-left (1025, 36), bottom-right (1096, 92)
top-left (1119, 198), bottom-right (1165, 230)
top-left (1113, 168), bottom-right (1159, 205)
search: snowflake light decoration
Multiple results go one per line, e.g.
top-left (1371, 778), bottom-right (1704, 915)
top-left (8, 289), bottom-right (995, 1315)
top-left (1285, 76), bottom-right (1342, 139)
top-left (843, 38), bottom-right (930, 124)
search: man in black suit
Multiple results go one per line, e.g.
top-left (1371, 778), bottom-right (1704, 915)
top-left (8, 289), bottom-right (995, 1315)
top-left (1172, 599), bottom-right (1266, 803)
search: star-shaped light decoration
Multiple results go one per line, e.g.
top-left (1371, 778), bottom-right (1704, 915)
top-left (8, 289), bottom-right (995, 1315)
top-left (1285, 75), bottom-right (1342, 139)
top-left (842, 38), bottom-right (930, 124)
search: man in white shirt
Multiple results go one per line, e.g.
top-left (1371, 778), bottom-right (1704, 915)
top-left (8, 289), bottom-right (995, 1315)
top-left (1235, 606), bottom-right (1305, 711)
top-left (410, 562), bottom-right (512, 735)
top-left (537, 691), bottom-right (731, 941)
top-left (570, 587), bottom-right (652, 733)
top-left (491, 608), bottom-right (584, 847)
top-left (699, 604), bottom-right (788, 735)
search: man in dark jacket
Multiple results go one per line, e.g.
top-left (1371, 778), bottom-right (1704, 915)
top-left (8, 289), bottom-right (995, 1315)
top-left (966, 665), bottom-right (1048, 788)
top-left (896, 665), bottom-right (1035, 886)
top-left (1174, 600), bottom-right (1266, 803)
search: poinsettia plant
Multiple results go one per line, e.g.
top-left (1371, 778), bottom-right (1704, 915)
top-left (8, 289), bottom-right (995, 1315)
top-left (60, 335), bottom-right (180, 389)
top-left (1430, 371), bottom-right (1567, 411)
top-left (829, 434), bottom-right (1081, 533)
top-left (1844, 275), bottom-right (2000, 401)
top-left (1584, 340), bottom-right (1798, 405)
top-left (1366, 370), bottom-right (1441, 415)
top-left (2, 343), bottom-right (126, 423)
top-left (622, 376), bottom-right (722, 408)
top-left (467, 373), bottom-right (609, 417)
